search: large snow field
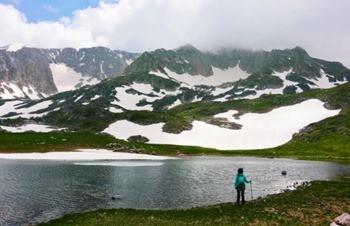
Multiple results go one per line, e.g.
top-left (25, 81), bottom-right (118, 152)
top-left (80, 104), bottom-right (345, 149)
top-left (103, 99), bottom-right (340, 150)
top-left (0, 149), bottom-right (174, 161)
top-left (50, 63), bottom-right (99, 92)
top-left (151, 65), bottom-right (250, 87)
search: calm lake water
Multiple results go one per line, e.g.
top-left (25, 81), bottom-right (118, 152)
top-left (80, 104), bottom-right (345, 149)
top-left (0, 157), bottom-right (349, 225)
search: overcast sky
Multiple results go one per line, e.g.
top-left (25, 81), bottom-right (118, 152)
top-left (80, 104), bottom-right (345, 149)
top-left (0, 0), bottom-right (349, 67)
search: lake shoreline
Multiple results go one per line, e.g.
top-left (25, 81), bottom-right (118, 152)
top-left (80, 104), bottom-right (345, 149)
top-left (39, 179), bottom-right (350, 226)
top-left (0, 149), bottom-right (175, 161)
top-left (2, 156), bottom-right (349, 225)
top-left (1, 148), bottom-right (349, 165)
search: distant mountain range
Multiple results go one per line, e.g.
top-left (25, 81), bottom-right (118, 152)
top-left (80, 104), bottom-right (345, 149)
top-left (0, 44), bottom-right (350, 149)
top-left (1, 44), bottom-right (349, 101)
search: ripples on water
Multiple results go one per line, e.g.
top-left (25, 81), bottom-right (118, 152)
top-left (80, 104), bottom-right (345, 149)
top-left (0, 157), bottom-right (349, 225)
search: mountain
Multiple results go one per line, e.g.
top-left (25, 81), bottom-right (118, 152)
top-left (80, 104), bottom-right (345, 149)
top-left (126, 45), bottom-right (350, 93)
top-left (1, 45), bottom-right (349, 118)
top-left (0, 45), bottom-right (350, 150)
top-left (1, 44), bottom-right (349, 102)
top-left (0, 44), bottom-right (139, 99)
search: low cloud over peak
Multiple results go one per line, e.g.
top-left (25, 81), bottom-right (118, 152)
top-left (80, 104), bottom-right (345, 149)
top-left (0, 0), bottom-right (349, 67)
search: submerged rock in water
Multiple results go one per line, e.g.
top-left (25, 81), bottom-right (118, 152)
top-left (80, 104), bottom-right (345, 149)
top-left (112, 195), bottom-right (122, 200)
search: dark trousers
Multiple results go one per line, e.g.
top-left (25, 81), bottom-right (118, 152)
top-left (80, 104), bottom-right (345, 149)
top-left (236, 189), bottom-right (245, 204)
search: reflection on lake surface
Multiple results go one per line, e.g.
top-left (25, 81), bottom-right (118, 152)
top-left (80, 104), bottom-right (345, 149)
top-left (0, 157), bottom-right (349, 225)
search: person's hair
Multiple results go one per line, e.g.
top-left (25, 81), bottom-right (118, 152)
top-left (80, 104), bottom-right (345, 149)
top-left (238, 168), bottom-right (243, 174)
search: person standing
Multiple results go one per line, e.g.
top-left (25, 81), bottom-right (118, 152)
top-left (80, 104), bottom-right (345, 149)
top-left (234, 168), bottom-right (251, 204)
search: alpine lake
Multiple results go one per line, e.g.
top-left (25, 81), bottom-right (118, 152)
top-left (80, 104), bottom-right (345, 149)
top-left (1, 156), bottom-right (350, 225)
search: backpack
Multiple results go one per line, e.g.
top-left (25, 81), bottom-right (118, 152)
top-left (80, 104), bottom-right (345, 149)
top-left (236, 175), bottom-right (246, 190)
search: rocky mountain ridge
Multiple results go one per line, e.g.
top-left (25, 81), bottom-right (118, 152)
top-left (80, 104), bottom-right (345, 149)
top-left (0, 45), bottom-right (139, 99)
top-left (127, 45), bottom-right (350, 87)
top-left (0, 45), bottom-right (350, 132)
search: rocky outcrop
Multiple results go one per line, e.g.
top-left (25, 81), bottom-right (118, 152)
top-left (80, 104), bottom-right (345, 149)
top-left (127, 135), bottom-right (150, 143)
top-left (203, 117), bottom-right (242, 130)
top-left (0, 48), bottom-right (57, 97)
top-left (52, 47), bottom-right (138, 80)
top-left (330, 213), bottom-right (350, 226)
top-left (162, 119), bottom-right (193, 134)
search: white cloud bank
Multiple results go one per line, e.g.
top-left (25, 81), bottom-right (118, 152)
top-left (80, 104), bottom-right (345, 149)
top-left (103, 99), bottom-right (340, 150)
top-left (0, 0), bottom-right (349, 67)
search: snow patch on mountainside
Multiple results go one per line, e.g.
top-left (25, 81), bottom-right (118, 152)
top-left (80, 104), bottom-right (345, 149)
top-left (126, 59), bottom-right (134, 65)
top-left (277, 69), bottom-right (301, 91)
top-left (0, 100), bottom-right (23, 116)
top-left (50, 64), bottom-right (100, 92)
top-left (150, 71), bottom-right (172, 80)
top-left (108, 106), bottom-right (124, 113)
top-left (0, 100), bottom-right (53, 119)
top-left (130, 83), bottom-right (155, 94)
top-left (22, 85), bottom-right (42, 99)
top-left (103, 99), bottom-right (340, 150)
top-left (312, 69), bottom-right (347, 89)
top-left (211, 87), bottom-right (233, 96)
top-left (240, 68), bottom-right (344, 100)
top-left (0, 82), bottom-right (45, 100)
top-left (241, 69), bottom-right (299, 99)
top-left (0, 82), bottom-right (26, 99)
top-left (151, 65), bottom-right (250, 87)
top-left (212, 66), bottom-right (250, 83)
top-left (113, 86), bottom-right (156, 111)
top-left (111, 82), bottom-right (182, 111)
top-left (90, 95), bottom-right (101, 101)
top-left (0, 43), bottom-right (25, 52)
top-left (0, 124), bottom-right (64, 133)
top-left (167, 99), bottom-right (182, 109)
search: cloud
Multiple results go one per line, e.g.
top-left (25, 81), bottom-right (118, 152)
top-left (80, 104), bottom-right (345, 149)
top-left (0, 0), bottom-right (349, 67)
top-left (0, 4), bottom-right (96, 48)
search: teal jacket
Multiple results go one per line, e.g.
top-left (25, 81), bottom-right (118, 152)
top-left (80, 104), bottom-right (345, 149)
top-left (234, 173), bottom-right (251, 190)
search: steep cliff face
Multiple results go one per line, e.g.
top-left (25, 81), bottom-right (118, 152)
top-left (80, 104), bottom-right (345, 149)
top-left (0, 45), bottom-right (139, 99)
top-left (0, 47), bottom-right (57, 99)
top-left (51, 47), bottom-right (136, 80)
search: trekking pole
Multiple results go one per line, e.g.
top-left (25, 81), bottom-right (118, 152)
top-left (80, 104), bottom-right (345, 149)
top-left (250, 182), bottom-right (253, 200)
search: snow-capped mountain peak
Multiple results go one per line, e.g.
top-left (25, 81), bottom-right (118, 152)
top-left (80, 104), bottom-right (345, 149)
top-left (0, 43), bottom-right (26, 52)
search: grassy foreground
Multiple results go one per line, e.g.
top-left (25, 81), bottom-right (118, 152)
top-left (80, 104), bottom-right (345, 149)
top-left (41, 179), bottom-right (350, 226)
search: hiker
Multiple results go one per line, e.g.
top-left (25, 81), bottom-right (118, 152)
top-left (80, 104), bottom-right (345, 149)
top-left (234, 168), bottom-right (251, 204)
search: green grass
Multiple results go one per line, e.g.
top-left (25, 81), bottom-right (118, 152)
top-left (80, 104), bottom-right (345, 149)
top-left (0, 132), bottom-right (123, 153)
top-left (40, 179), bottom-right (350, 226)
